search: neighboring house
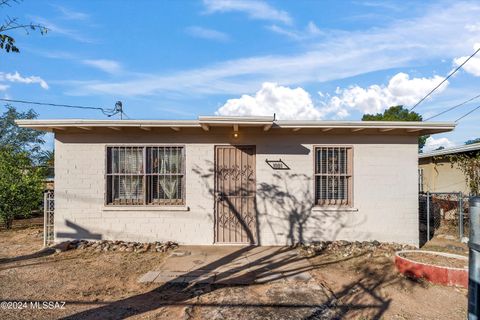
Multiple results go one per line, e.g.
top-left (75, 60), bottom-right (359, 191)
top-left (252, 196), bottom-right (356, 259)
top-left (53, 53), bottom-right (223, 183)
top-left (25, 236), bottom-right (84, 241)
top-left (419, 143), bottom-right (480, 194)
top-left (44, 166), bottom-right (54, 190)
top-left (17, 116), bottom-right (454, 246)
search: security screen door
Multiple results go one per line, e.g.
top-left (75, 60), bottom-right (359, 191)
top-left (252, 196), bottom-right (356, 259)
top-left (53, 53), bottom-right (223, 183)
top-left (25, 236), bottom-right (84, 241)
top-left (214, 146), bottom-right (257, 244)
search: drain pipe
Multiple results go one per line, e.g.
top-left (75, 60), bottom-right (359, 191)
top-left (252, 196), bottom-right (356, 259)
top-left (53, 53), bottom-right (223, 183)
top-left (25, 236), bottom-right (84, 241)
top-left (469, 196), bottom-right (480, 319)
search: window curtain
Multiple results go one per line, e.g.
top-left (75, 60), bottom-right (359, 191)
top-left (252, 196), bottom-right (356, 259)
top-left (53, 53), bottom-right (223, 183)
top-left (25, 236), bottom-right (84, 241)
top-left (158, 149), bottom-right (181, 199)
top-left (111, 148), bottom-right (143, 200)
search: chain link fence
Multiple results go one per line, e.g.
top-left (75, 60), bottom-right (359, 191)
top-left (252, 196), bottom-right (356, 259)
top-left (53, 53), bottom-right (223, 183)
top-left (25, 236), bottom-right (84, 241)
top-left (419, 192), bottom-right (471, 246)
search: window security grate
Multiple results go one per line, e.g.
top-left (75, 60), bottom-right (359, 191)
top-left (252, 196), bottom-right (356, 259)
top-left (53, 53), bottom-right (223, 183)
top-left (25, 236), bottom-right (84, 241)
top-left (106, 146), bottom-right (185, 205)
top-left (314, 147), bottom-right (352, 206)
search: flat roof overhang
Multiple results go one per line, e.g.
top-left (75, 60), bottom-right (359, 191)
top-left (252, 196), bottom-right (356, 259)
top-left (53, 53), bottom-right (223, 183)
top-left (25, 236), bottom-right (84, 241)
top-left (419, 142), bottom-right (480, 158)
top-left (15, 116), bottom-right (456, 136)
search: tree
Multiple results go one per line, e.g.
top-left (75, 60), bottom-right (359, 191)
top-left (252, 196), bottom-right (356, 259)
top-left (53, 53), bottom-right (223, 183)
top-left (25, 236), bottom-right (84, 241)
top-left (0, 104), bottom-right (45, 161)
top-left (0, 147), bottom-right (44, 229)
top-left (362, 105), bottom-right (428, 150)
top-left (444, 152), bottom-right (480, 195)
top-left (435, 146), bottom-right (445, 151)
top-left (38, 149), bottom-right (54, 167)
top-left (465, 138), bottom-right (480, 145)
top-left (0, 0), bottom-right (47, 54)
top-left (0, 105), bottom-right (48, 228)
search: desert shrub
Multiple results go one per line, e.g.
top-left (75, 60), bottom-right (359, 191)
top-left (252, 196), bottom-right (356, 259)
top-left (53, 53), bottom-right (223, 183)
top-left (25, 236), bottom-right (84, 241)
top-left (0, 147), bottom-right (44, 229)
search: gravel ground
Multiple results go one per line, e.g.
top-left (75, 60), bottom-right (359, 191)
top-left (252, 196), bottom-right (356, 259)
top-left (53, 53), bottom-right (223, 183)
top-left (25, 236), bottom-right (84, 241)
top-left (0, 220), bottom-right (469, 320)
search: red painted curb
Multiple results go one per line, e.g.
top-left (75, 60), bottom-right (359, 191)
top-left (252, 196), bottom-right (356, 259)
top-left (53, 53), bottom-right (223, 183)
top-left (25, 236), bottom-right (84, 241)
top-left (395, 250), bottom-right (468, 288)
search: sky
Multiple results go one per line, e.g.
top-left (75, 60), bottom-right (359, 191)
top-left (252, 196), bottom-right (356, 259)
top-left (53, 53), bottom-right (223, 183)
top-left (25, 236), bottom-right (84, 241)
top-left (1, 0), bottom-right (480, 152)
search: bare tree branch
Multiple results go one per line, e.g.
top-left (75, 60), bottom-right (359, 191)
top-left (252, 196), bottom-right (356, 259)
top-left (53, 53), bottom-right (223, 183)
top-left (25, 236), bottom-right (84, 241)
top-left (0, 0), bottom-right (48, 54)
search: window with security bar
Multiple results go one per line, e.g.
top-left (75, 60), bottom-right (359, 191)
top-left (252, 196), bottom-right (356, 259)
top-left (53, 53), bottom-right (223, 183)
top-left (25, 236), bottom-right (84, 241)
top-left (106, 146), bottom-right (185, 205)
top-left (314, 146), bottom-right (353, 206)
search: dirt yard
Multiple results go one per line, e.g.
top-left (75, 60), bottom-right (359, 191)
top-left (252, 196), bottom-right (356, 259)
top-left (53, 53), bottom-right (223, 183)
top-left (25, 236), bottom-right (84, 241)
top-left (0, 220), bottom-right (468, 319)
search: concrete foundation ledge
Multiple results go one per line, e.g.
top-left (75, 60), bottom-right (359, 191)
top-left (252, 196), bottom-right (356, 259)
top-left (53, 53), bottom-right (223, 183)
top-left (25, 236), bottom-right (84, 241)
top-left (311, 207), bottom-right (358, 212)
top-left (102, 206), bottom-right (190, 212)
top-left (395, 250), bottom-right (468, 288)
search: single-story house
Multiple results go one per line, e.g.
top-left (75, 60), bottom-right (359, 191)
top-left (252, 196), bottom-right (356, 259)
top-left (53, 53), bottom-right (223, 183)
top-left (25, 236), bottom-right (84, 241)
top-left (419, 142), bottom-right (480, 194)
top-left (17, 116), bottom-right (455, 246)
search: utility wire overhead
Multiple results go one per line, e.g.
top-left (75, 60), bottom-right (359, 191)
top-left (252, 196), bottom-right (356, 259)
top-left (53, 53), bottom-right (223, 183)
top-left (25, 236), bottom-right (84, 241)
top-left (410, 46), bottom-right (480, 111)
top-left (0, 98), bottom-right (120, 117)
top-left (121, 111), bottom-right (131, 120)
top-left (424, 93), bottom-right (480, 121)
top-left (455, 104), bottom-right (480, 122)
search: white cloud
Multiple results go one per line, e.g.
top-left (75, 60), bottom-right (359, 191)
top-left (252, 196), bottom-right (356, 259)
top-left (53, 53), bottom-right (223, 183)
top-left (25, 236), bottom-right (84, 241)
top-left (203, 0), bottom-right (292, 24)
top-left (423, 136), bottom-right (455, 152)
top-left (355, 1), bottom-right (403, 11)
top-left (266, 25), bottom-right (301, 40)
top-left (37, 50), bottom-right (77, 60)
top-left (0, 84), bottom-right (9, 91)
top-left (71, 2), bottom-right (480, 97)
top-left (320, 72), bottom-right (448, 118)
top-left (465, 23), bottom-right (480, 32)
top-left (30, 16), bottom-right (95, 43)
top-left (82, 59), bottom-right (122, 74)
top-left (54, 5), bottom-right (89, 20)
top-left (185, 26), bottom-right (230, 42)
top-left (216, 82), bottom-right (324, 120)
top-left (453, 43), bottom-right (480, 76)
top-left (306, 21), bottom-right (322, 35)
top-left (0, 72), bottom-right (49, 89)
top-left (267, 21), bottom-right (322, 41)
top-left (216, 73), bottom-right (447, 120)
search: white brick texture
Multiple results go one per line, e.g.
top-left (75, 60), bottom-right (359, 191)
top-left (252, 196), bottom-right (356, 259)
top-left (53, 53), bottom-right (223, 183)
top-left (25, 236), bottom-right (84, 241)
top-left (54, 129), bottom-right (419, 246)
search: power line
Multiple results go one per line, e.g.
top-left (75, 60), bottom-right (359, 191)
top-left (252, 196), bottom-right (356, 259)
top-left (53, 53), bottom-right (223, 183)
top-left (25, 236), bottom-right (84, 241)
top-left (424, 93), bottom-right (480, 121)
top-left (0, 98), bottom-right (119, 117)
top-left (410, 46), bottom-right (480, 111)
top-left (121, 111), bottom-right (131, 120)
top-left (455, 104), bottom-right (480, 122)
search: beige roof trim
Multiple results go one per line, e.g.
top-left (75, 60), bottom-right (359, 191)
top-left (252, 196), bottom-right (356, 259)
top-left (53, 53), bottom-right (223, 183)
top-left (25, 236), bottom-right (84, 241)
top-left (198, 115), bottom-right (274, 123)
top-left (15, 116), bottom-right (456, 135)
top-left (274, 120), bottom-right (454, 129)
top-left (419, 142), bottom-right (480, 158)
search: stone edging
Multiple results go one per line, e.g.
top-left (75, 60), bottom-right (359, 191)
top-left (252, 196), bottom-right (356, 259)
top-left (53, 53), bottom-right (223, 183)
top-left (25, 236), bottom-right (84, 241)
top-left (53, 240), bottom-right (178, 253)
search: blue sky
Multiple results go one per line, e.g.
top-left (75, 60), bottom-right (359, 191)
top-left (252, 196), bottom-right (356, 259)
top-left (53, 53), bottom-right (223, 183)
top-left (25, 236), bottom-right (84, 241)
top-left (1, 0), bottom-right (480, 151)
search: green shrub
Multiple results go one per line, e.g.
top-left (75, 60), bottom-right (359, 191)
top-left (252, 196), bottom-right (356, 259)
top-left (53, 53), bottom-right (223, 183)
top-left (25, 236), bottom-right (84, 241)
top-left (0, 147), bottom-right (44, 229)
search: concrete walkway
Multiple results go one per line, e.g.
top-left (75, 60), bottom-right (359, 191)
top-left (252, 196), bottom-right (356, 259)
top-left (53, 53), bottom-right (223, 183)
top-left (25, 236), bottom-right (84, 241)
top-left (138, 246), bottom-right (314, 285)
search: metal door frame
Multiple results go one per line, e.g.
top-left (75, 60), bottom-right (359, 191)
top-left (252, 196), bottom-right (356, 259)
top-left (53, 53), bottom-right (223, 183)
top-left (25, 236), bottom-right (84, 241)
top-left (213, 145), bottom-right (257, 244)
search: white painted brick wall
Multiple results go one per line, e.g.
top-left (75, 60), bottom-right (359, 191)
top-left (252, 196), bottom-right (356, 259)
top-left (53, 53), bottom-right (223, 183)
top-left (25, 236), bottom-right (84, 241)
top-left (54, 129), bottom-right (419, 246)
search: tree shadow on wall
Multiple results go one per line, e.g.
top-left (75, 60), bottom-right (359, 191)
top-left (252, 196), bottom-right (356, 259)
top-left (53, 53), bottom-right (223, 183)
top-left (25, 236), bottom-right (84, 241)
top-left (256, 172), bottom-right (365, 245)
top-left (192, 162), bottom-right (260, 244)
top-left (193, 161), bottom-right (365, 246)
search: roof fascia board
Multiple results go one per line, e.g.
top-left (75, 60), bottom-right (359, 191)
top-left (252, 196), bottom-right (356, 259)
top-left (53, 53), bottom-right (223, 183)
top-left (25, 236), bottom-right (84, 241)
top-left (15, 119), bottom-right (456, 134)
top-left (419, 143), bottom-right (480, 158)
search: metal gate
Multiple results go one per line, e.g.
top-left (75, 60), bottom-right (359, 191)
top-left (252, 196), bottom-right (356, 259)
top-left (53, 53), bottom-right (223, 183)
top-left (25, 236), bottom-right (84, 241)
top-left (419, 191), bottom-right (470, 246)
top-left (44, 190), bottom-right (54, 246)
top-left (214, 145), bottom-right (257, 244)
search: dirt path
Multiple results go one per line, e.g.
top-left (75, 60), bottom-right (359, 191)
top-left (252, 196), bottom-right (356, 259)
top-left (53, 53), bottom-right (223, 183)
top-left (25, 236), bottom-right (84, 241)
top-left (0, 226), bottom-right (167, 319)
top-left (0, 223), bottom-right (469, 319)
top-left (307, 247), bottom-right (467, 319)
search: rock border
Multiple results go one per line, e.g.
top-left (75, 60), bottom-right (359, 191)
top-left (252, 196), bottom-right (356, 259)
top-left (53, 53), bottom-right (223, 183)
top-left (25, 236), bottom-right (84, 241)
top-left (53, 240), bottom-right (178, 253)
top-left (395, 250), bottom-right (468, 288)
top-left (300, 240), bottom-right (415, 257)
